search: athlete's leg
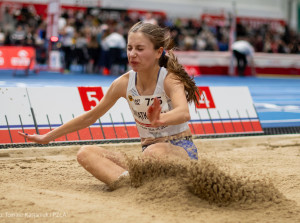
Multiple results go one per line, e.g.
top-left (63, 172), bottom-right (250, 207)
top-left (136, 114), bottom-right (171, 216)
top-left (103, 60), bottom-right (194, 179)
top-left (77, 145), bottom-right (127, 185)
top-left (233, 50), bottom-right (246, 76)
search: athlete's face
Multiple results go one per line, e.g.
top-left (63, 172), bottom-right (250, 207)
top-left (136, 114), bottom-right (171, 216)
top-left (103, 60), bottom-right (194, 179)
top-left (127, 32), bottom-right (162, 72)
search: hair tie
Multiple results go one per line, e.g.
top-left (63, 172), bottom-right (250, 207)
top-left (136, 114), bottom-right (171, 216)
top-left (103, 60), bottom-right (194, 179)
top-left (162, 50), bottom-right (166, 57)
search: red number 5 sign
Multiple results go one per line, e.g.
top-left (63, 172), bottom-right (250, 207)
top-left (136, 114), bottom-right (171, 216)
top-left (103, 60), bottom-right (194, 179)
top-left (196, 86), bottom-right (216, 109)
top-left (78, 87), bottom-right (104, 111)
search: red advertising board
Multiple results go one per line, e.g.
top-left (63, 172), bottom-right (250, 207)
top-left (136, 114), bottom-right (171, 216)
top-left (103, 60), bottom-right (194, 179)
top-left (0, 46), bottom-right (35, 69)
top-left (78, 87), bottom-right (104, 111)
top-left (0, 1), bottom-right (89, 18)
top-left (201, 13), bottom-right (286, 30)
top-left (195, 87), bottom-right (216, 109)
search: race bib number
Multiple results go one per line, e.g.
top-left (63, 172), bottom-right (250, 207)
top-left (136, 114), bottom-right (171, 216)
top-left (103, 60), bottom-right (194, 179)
top-left (128, 94), bottom-right (167, 124)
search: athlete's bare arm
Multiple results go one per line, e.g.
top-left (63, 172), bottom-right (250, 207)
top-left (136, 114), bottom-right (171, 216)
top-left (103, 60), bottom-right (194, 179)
top-left (147, 72), bottom-right (191, 127)
top-left (19, 73), bottom-right (129, 144)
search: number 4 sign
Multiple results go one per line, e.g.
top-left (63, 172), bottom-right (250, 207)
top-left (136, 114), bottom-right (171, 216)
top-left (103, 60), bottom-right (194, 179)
top-left (78, 87), bottom-right (104, 111)
top-left (196, 86), bottom-right (216, 109)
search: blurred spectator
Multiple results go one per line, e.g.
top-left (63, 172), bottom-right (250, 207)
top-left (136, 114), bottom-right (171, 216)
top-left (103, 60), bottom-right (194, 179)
top-left (1, 7), bottom-right (16, 33)
top-left (58, 14), bottom-right (67, 32)
top-left (142, 12), bottom-right (158, 25)
top-left (10, 24), bottom-right (26, 45)
top-left (0, 5), bottom-right (299, 75)
top-left (74, 30), bottom-right (89, 72)
top-left (289, 39), bottom-right (300, 54)
top-left (183, 33), bottom-right (195, 51)
top-left (199, 29), bottom-right (218, 51)
top-left (60, 19), bottom-right (75, 73)
top-left (232, 38), bottom-right (256, 77)
top-left (87, 34), bottom-right (101, 73)
top-left (101, 24), bottom-right (126, 75)
top-left (35, 21), bottom-right (47, 64)
top-left (0, 28), bottom-right (5, 45)
top-left (99, 25), bottom-right (111, 75)
top-left (263, 34), bottom-right (273, 53)
top-left (24, 26), bottom-right (36, 46)
top-left (217, 36), bottom-right (229, 51)
top-left (253, 34), bottom-right (264, 52)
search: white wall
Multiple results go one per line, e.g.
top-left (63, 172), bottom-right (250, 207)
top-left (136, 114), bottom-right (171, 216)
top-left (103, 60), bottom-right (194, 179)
top-left (101, 0), bottom-right (286, 19)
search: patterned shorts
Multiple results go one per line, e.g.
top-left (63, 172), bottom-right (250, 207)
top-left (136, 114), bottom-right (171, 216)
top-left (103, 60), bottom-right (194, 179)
top-left (142, 136), bottom-right (198, 160)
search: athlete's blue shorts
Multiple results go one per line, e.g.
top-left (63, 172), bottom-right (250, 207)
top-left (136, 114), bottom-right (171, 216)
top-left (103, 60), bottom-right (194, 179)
top-left (142, 136), bottom-right (198, 160)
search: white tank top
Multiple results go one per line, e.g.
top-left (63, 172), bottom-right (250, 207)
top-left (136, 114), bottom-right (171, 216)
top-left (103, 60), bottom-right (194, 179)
top-left (126, 67), bottom-right (189, 139)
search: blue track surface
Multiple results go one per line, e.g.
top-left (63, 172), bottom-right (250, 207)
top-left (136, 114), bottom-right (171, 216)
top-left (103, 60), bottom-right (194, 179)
top-left (1, 69), bottom-right (300, 128)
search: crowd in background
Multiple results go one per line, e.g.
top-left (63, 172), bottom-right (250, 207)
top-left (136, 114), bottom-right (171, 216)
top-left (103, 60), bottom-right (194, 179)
top-left (0, 6), bottom-right (299, 74)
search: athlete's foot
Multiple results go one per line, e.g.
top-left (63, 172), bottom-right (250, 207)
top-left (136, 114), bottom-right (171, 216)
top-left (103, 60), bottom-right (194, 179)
top-left (107, 174), bottom-right (131, 191)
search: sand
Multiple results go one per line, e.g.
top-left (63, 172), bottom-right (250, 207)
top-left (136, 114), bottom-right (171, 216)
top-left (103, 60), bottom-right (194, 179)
top-left (0, 134), bottom-right (300, 223)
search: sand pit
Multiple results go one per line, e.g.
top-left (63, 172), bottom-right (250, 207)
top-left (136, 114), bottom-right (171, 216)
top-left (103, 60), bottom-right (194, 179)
top-left (0, 134), bottom-right (300, 223)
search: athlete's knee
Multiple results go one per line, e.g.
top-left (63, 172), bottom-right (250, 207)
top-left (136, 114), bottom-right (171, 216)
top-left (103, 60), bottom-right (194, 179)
top-left (77, 145), bottom-right (91, 164)
top-left (142, 145), bottom-right (167, 159)
top-left (77, 145), bottom-right (103, 164)
top-left (77, 145), bottom-right (107, 163)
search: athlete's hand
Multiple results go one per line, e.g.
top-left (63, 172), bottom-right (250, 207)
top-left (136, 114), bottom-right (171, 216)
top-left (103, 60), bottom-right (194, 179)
top-left (18, 132), bottom-right (50, 144)
top-left (147, 97), bottom-right (164, 127)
